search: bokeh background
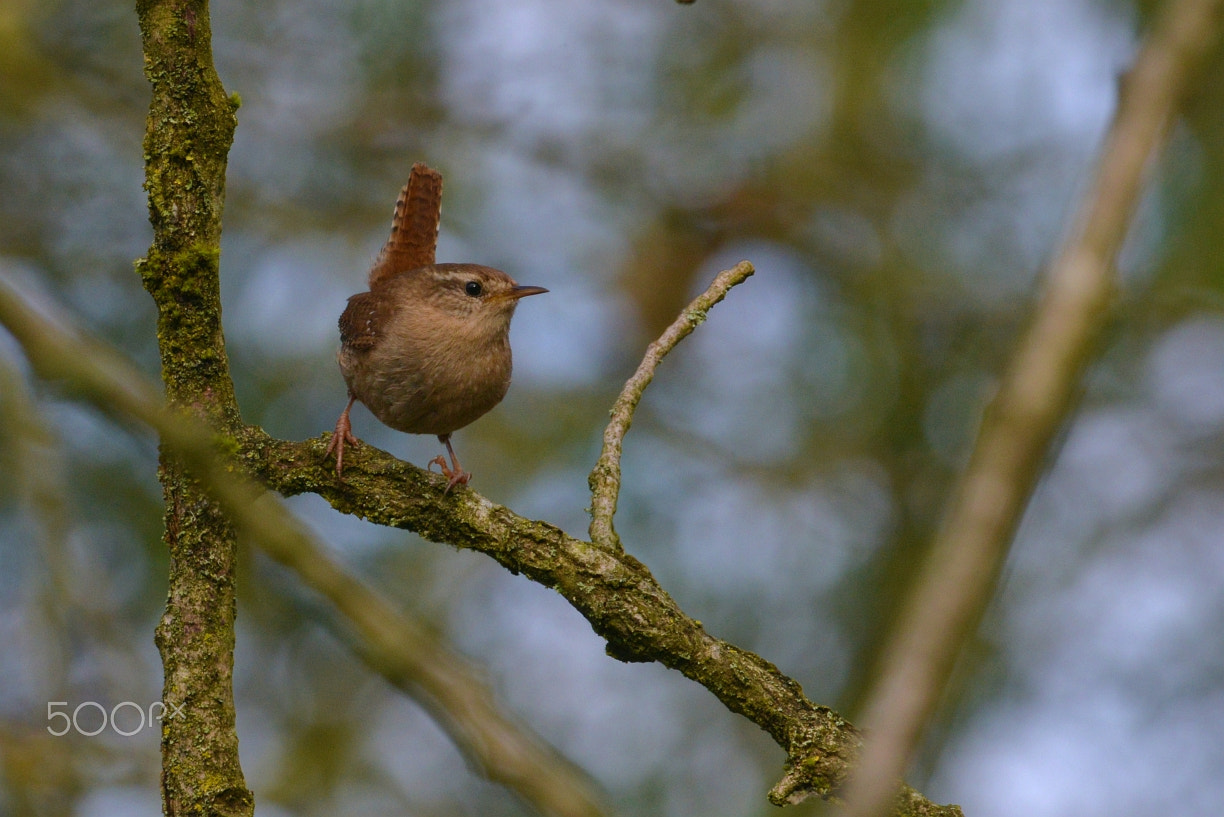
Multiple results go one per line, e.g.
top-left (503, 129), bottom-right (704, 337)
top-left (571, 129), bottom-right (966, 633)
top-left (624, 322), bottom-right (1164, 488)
top-left (3, 0), bottom-right (1224, 814)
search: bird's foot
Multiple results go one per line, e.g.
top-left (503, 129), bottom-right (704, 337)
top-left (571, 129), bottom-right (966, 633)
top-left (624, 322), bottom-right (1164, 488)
top-left (428, 455), bottom-right (472, 494)
top-left (325, 399), bottom-right (361, 477)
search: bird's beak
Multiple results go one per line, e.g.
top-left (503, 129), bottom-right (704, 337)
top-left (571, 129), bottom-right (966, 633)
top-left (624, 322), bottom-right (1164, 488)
top-left (506, 285), bottom-right (549, 300)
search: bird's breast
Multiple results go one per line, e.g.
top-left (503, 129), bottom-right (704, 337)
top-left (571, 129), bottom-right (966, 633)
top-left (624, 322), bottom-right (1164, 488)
top-left (342, 309), bottom-right (514, 436)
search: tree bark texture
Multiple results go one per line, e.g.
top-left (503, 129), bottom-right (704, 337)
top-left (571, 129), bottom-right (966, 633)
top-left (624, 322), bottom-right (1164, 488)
top-left (135, 0), bottom-right (251, 814)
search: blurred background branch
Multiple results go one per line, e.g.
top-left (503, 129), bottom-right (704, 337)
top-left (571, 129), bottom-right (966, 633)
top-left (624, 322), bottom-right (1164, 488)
top-left (843, 1), bottom-right (1224, 815)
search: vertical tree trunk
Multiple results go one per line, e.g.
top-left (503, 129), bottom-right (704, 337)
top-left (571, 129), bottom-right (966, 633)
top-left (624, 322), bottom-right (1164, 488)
top-left (134, 0), bottom-right (251, 813)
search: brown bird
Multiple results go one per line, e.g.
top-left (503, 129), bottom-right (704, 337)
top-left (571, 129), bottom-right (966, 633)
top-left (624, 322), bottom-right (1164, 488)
top-left (325, 164), bottom-right (547, 490)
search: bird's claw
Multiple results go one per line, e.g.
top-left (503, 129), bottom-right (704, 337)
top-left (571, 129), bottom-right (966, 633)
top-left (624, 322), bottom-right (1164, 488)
top-left (428, 455), bottom-right (471, 494)
top-left (325, 403), bottom-right (361, 477)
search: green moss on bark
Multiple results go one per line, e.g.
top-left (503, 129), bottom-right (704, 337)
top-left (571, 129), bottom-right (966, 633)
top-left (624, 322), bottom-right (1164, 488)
top-left (136, 0), bottom-right (251, 814)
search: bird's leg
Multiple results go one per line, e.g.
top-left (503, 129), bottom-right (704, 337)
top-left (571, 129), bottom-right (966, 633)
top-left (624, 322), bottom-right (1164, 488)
top-left (428, 433), bottom-right (472, 493)
top-left (324, 396), bottom-right (360, 477)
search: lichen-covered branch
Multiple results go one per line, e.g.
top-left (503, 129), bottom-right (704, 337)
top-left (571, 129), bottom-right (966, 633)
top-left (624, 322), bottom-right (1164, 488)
top-left (135, 0), bottom-right (248, 813)
top-left (253, 431), bottom-right (860, 789)
top-left (233, 428), bottom-right (956, 815)
top-left (842, 2), bottom-right (1224, 815)
top-left (136, 0), bottom-right (241, 421)
top-left (587, 260), bottom-right (754, 549)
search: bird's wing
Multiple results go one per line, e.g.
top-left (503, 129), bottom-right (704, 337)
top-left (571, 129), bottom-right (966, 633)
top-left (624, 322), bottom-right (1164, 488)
top-left (338, 290), bottom-right (390, 351)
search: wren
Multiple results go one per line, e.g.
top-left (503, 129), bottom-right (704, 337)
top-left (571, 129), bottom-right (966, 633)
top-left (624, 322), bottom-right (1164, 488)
top-left (325, 164), bottom-right (547, 490)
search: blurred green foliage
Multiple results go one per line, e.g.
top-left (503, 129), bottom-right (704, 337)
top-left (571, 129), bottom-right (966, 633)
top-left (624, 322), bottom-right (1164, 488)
top-left (3, 0), bottom-right (1224, 815)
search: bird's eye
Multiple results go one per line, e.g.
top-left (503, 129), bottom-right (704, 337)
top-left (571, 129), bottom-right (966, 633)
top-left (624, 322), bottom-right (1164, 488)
top-left (464, 281), bottom-right (483, 297)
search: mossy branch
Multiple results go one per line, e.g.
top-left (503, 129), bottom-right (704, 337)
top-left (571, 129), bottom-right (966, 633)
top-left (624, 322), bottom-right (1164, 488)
top-left (136, 0), bottom-right (249, 814)
top-left (245, 426), bottom-right (958, 811)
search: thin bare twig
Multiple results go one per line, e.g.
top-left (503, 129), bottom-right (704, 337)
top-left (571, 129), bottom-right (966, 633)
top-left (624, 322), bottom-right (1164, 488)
top-left (842, 2), bottom-right (1224, 815)
top-left (0, 276), bottom-right (609, 817)
top-left (587, 260), bottom-right (755, 549)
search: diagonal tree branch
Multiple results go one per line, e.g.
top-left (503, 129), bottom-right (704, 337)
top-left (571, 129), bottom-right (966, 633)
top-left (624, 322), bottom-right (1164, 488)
top-left (246, 433), bottom-right (957, 813)
top-left (842, 1), bottom-right (1224, 815)
top-left (253, 501), bottom-right (610, 817)
top-left (249, 429), bottom-right (874, 806)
